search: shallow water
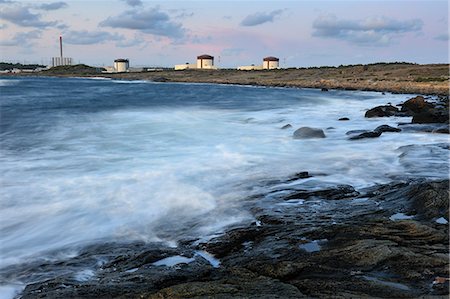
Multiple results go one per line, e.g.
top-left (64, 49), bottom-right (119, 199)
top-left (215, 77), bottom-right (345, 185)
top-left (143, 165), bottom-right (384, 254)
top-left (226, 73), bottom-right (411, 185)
top-left (0, 77), bottom-right (448, 295)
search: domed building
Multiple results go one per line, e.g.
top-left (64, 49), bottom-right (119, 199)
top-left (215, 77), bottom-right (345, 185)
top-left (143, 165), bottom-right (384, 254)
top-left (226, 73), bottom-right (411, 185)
top-left (263, 56), bottom-right (279, 70)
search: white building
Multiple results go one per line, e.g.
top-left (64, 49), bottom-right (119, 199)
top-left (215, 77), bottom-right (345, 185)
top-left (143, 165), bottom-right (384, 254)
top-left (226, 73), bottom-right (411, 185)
top-left (263, 56), bottom-right (279, 69)
top-left (174, 63), bottom-right (197, 70)
top-left (52, 57), bottom-right (73, 67)
top-left (196, 54), bottom-right (215, 69)
top-left (237, 64), bottom-right (263, 71)
top-left (114, 59), bottom-right (129, 72)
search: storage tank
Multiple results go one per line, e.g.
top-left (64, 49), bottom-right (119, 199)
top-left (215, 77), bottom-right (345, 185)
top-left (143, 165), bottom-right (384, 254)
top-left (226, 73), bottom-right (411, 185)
top-left (196, 54), bottom-right (214, 69)
top-left (114, 59), bottom-right (129, 72)
top-left (263, 56), bottom-right (279, 70)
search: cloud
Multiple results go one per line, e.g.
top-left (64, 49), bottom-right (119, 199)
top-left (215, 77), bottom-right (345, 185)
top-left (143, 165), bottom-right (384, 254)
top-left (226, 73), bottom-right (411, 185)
top-left (434, 33), bottom-right (449, 41)
top-left (312, 15), bottom-right (423, 46)
top-left (64, 30), bottom-right (123, 45)
top-left (38, 2), bottom-right (68, 11)
top-left (99, 7), bottom-right (185, 39)
top-left (0, 4), bottom-right (58, 28)
top-left (0, 30), bottom-right (41, 46)
top-left (120, 0), bottom-right (142, 7)
top-left (240, 9), bottom-right (283, 26)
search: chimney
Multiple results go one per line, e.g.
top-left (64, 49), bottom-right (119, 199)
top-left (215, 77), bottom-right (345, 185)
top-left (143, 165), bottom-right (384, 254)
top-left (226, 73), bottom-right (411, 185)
top-left (59, 36), bottom-right (63, 60)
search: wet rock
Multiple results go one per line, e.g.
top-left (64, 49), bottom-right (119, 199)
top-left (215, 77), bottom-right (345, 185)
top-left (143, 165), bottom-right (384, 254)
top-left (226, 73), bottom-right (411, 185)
top-left (407, 180), bottom-right (449, 221)
top-left (326, 127), bottom-right (335, 130)
top-left (349, 131), bottom-right (382, 140)
top-left (284, 184), bottom-right (359, 200)
top-left (346, 129), bottom-right (369, 135)
top-left (365, 105), bottom-right (399, 118)
top-left (401, 96), bottom-right (431, 114)
top-left (286, 171), bottom-right (312, 182)
top-left (281, 124), bottom-right (292, 129)
top-left (374, 124), bottom-right (401, 133)
top-left (338, 117), bottom-right (350, 121)
top-left (432, 127), bottom-right (449, 134)
top-left (412, 108), bottom-right (448, 124)
top-left (321, 87), bottom-right (329, 92)
top-left (293, 127), bottom-right (326, 139)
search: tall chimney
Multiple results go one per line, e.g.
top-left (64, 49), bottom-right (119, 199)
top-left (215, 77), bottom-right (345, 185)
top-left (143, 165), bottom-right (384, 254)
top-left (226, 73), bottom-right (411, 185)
top-left (59, 36), bottom-right (63, 60)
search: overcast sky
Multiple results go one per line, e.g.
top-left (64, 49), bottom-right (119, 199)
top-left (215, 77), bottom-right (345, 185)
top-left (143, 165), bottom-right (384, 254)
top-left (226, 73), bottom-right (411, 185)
top-left (0, 0), bottom-right (448, 67)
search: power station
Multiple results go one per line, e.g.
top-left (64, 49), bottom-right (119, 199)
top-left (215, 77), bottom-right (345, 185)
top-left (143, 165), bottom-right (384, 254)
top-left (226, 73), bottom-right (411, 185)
top-left (52, 36), bottom-right (73, 67)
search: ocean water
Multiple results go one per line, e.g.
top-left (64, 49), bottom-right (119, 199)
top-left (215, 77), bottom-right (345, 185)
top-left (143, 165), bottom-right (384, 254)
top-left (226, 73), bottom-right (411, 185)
top-left (0, 77), bottom-right (448, 296)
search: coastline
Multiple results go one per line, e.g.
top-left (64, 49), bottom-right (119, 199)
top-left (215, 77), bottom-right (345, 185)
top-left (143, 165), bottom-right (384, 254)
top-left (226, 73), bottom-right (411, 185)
top-left (5, 63), bottom-right (449, 96)
top-left (1, 72), bottom-right (448, 298)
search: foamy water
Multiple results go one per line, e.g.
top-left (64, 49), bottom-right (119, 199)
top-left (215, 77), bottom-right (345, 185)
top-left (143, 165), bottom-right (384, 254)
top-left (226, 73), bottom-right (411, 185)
top-left (0, 77), bottom-right (448, 293)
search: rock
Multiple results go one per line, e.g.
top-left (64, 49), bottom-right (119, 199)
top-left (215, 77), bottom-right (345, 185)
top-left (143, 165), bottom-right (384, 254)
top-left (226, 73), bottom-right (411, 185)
top-left (365, 105), bottom-right (399, 118)
top-left (412, 108), bottom-right (448, 124)
top-left (321, 88), bottom-right (329, 92)
top-left (293, 127), bottom-right (326, 139)
top-left (284, 184), bottom-right (359, 200)
top-left (408, 180), bottom-right (449, 221)
top-left (338, 117), bottom-right (350, 121)
top-left (374, 125), bottom-right (401, 133)
top-left (326, 127), bottom-right (335, 130)
top-left (349, 131), bottom-right (382, 140)
top-left (401, 96), bottom-right (430, 114)
top-left (286, 172), bottom-right (312, 182)
top-left (281, 124), bottom-right (292, 129)
top-left (346, 129), bottom-right (369, 135)
top-left (432, 127), bottom-right (449, 134)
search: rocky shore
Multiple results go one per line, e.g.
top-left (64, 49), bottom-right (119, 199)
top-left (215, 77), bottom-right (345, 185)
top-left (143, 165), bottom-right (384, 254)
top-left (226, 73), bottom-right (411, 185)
top-left (16, 177), bottom-right (449, 298)
top-left (3, 85), bottom-right (449, 298)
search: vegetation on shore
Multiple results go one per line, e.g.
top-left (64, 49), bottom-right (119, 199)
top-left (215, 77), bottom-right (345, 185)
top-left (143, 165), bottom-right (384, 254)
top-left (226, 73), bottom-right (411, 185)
top-left (0, 62), bottom-right (46, 71)
top-left (41, 64), bottom-right (106, 75)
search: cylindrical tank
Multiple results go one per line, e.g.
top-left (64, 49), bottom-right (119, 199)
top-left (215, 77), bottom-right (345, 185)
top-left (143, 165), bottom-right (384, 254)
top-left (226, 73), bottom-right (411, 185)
top-left (196, 54), bottom-right (214, 69)
top-left (263, 56), bottom-right (279, 69)
top-left (114, 59), bottom-right (129, 72)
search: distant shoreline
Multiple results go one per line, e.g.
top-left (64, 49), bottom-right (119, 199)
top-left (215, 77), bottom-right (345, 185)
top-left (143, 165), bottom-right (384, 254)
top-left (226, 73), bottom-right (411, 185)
top-left (4, 63), bottom-right (449, 96)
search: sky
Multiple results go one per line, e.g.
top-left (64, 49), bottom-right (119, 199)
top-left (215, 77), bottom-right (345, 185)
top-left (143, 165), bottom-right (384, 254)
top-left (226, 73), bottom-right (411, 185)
top-left (0, 0), bottom-right (448, 67)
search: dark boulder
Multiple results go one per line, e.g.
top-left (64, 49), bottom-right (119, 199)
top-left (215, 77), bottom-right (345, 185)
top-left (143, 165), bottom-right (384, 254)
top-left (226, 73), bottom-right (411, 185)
top-left (321, 88), bottom-right (329, 92)
top-left (281, 124), bottom-right (292, 129)
top-left (293, 127), bottom-right (326, 139)
top-left (338, 117), bottom-right (350, 121)
top-left (412, 108), bottom-right (448, 124)
top-left (401, 96), bottom-right (431, 115)
top-left (374, 125), bottom-right (401, 133)
top-left (349, 131), bottom-right (382, 140)
top-left (365, 105), bottom-right (399, 118)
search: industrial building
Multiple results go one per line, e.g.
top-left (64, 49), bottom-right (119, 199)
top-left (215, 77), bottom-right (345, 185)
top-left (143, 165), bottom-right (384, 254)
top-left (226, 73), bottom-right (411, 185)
top-left (174, 54), bottom-right (217, 70)
top-left (114, 59), bottom-right (129, 72)
top-left (196, 54), bottom-right (215, 69)
top-left (263, 56), bottom-right (279, 69)
top-left (51, 36), bottom-right (73, 67)
top-left (238, 56), bottom-right (280, 71)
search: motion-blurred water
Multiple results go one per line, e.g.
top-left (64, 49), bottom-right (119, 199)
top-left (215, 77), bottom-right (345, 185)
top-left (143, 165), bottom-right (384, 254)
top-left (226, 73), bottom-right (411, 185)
top-left (0, 77), bottom-right (448, 296)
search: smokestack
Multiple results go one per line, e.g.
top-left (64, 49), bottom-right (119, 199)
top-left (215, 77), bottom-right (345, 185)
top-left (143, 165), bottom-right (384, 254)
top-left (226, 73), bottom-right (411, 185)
top-left (59, 36), bottom-right (63, 60)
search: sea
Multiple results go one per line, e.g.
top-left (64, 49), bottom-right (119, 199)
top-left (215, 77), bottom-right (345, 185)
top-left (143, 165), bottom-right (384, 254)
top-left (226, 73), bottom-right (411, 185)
top-left (0, 77), bottom-right (448, 298)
